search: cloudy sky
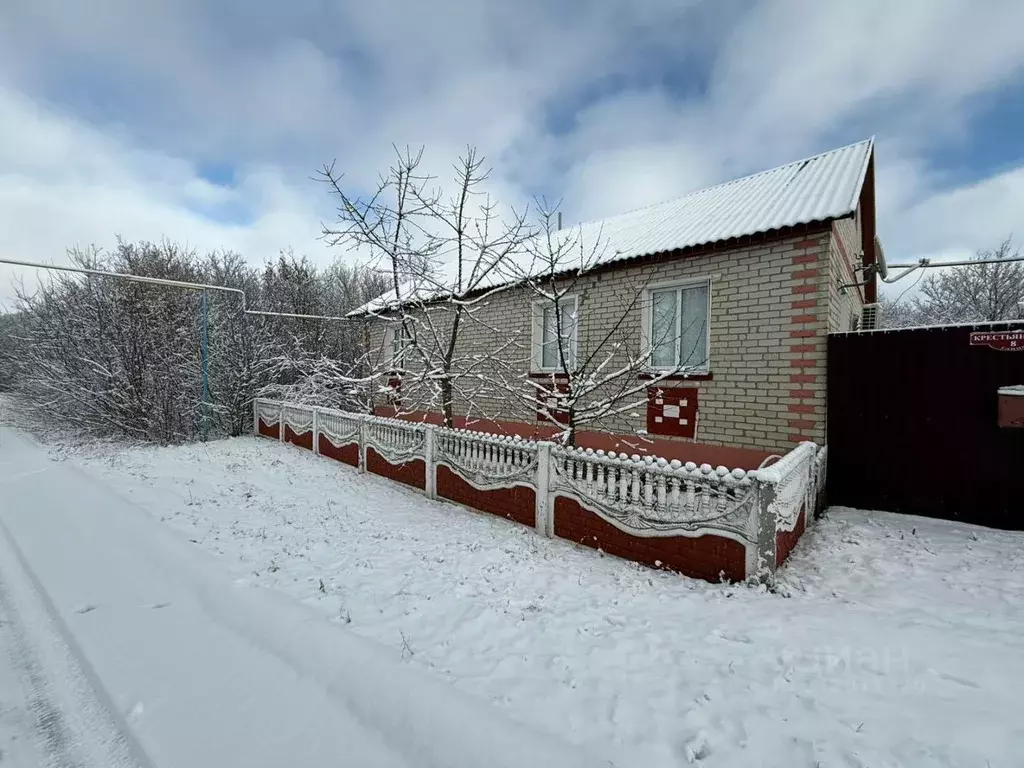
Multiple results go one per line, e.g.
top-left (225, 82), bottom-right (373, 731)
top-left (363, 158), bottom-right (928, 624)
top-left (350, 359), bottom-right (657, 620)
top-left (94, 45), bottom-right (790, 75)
top-left (2, 0), bottom-right (1023, 305)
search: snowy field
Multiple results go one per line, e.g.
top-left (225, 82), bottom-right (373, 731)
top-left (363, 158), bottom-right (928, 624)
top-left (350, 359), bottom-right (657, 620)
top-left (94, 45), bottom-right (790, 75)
top-left (23, 429), bottom-right (1024, 766)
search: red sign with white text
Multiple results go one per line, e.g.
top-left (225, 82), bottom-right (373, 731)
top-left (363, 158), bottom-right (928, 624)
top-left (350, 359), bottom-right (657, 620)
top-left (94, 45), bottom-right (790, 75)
top-left (969, 331), bottom-right (1024, 351)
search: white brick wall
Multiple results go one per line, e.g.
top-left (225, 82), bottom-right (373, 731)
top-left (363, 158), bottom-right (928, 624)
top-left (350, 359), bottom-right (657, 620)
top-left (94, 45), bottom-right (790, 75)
top-left (366, 229), bottom-right (845, 454)
top-left (829, 216), bottom-right (865, 333)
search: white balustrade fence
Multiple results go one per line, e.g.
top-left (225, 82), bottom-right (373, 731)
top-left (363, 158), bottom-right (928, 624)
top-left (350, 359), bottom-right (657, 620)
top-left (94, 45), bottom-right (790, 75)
top-left (363, 417), bottom-right (426, 466)
top-left (549, 447), bottom-right (757, 542)
top-left (317, 409), bottom-right (364, 449)
top-left (253, 398), bottom-right (827, 583)
top-left (755, 441), bottom-right (819, 534)
top-left (434, 428), bottom-right (539, 488)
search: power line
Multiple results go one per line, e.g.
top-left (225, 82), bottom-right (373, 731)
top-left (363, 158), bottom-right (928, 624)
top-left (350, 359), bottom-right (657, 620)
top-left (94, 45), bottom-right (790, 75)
top-left (0, 257), bottom-right (351, 322)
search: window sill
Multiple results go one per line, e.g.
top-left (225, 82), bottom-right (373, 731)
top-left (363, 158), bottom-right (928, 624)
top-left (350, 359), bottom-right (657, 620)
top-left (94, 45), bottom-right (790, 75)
top-left (638, 371), bottom-right (714, 382)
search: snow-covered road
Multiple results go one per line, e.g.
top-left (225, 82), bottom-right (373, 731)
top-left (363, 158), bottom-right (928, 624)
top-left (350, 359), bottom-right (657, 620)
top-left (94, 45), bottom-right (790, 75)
top-left (4, 418), bottom-right (1024, 767)
top-left (0, 424), bottom-right (608, 768)
top-left (0, 511), bottom-right (141, 768)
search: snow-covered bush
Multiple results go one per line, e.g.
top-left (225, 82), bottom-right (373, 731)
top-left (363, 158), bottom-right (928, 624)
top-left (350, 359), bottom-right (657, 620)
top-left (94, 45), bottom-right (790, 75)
top-left (0, 240), bottom-right (386, 442)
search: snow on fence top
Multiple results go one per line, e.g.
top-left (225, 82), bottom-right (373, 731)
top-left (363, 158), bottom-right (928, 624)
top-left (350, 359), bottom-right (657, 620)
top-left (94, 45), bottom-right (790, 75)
top-left (317, 408), bottom-right (365, 446)
top-left (434, 426), bottom-right (540, 487)
top-left (363, 416), bottom-right (426, 465)
top-left (257, 398), bottom-right (825, 579)
top-left (549, 444), bottom-right (755, 540)
top-left (754, 442), bottom-right (819, 532)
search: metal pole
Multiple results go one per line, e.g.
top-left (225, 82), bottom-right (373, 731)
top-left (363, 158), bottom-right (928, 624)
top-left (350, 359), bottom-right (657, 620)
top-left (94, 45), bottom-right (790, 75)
top-left (201, 289), bottom-right (210, 442)
top-left (886, 256), bottom-right (1024, 269)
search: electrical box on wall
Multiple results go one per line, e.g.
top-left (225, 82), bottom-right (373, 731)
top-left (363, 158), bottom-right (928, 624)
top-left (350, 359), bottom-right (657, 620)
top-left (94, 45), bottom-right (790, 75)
top-left (646, 386), bottom-right (698, 438)
top-left (535, 378), bottom-right (569, 424)
top-left (386, 376), bottom-right (402, 408)
top-left (997, 386), bottom-right (1024, 428)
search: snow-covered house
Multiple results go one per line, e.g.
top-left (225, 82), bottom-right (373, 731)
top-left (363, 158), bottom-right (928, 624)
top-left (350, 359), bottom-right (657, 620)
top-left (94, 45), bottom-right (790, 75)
top-left (353, 139), bottom-right (878, 462)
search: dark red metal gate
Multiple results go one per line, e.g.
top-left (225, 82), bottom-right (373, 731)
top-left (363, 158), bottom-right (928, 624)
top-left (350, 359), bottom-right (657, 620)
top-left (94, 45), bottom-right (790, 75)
top-left (827, 322), bottom-right (1024, 529)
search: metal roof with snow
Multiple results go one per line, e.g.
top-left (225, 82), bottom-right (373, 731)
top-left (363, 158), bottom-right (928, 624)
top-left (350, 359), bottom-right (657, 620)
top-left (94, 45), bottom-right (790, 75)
top-left (353, 138), bottom-right (874, 315)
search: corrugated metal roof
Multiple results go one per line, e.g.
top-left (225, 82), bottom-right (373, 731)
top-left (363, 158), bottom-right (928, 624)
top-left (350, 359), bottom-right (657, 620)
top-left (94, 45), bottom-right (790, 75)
top-left (581, 137), bottom-right (873, 267)
top-left (353, 138), bottom-right (873, 315)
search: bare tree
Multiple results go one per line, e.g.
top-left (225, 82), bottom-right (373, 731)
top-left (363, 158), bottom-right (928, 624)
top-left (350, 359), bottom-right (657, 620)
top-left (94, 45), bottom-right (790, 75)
top-left (877, 294), bottom-right (921, 329)
top-left (491, 204), bottom-right (701, 446)
top-left (912, 237), bottom-right (1024, 325)
top-left (318, 146), bottom-right (531, 427)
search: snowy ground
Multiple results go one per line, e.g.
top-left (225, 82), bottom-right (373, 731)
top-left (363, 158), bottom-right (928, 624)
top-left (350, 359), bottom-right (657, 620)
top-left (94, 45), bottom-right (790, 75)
top-left (39, 431), bottom-right (1024, 768)
top-left (1, 422), bottom-right (605, 768)
top-left (0, 516), bottom-right (141, 768)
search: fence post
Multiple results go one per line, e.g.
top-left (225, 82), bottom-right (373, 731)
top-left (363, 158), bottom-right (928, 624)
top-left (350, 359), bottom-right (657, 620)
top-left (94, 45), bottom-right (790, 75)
top-left (423, 426), bottom-right (436, 499)
top-left (312, 407), bottom-right (320, 456)
top-left (535, 442), bottom-right (553, 537)
top-left (278, 402), bottom-right (285, 442)
top-left (358, 418), bottom-right (367, 473)
top-left (252, 398), bottom-right (260, 436)
top-left (746, 479), bottom-right (777, 586)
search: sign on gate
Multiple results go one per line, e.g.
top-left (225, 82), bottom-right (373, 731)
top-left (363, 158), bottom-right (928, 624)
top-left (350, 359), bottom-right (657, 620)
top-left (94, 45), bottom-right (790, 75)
top-left (970, 330), bottom-right (1024, 351)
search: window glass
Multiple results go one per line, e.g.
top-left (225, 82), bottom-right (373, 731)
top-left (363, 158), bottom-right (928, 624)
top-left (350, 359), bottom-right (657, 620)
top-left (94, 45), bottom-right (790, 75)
top-left (539, 299), bottom-right (576, 369)
top-left (650, 289), bottom-right (678, 368)
top-left (649, 283), bottom-right (709, 369)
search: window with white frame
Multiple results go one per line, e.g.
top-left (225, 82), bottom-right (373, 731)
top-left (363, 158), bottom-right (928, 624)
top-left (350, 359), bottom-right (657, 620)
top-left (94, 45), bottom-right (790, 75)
top-left (390, 324), bottom-right (410, 368)
top-left (647, 280), bottom-right (710, 371)
top-left (534, 297), bottom-right (578, 371)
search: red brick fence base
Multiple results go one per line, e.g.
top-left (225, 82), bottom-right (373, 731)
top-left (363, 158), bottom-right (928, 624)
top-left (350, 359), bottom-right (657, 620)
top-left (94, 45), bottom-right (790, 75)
top-left (553, 497), bottom-right (749, 582)
top-left (317, 435), bottom-right (359, 467)
top-left (436, 465), bottom-right (536, 529)
top-left (254, 401), bottom-right (819, 585)
top-left (366, 447), bottom-right (426, 491)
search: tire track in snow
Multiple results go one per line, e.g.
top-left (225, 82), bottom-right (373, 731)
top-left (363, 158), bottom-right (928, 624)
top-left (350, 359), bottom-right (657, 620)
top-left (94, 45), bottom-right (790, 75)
top-left (0, 573), bottom-right (82, 767)
top-left (0, 518), bottom-right (145, 768)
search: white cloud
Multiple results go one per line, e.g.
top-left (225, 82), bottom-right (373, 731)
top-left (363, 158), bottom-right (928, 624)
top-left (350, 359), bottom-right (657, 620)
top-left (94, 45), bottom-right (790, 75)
top-left (2, 0), bottom-right (1024, 308)
top-left (883, 165), bottom-right (1024, 262)
top-left (0, 87), bottom-right (333, 306)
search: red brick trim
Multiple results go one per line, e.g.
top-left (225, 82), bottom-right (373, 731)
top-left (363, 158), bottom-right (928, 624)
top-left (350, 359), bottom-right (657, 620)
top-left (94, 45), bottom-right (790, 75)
top-left (787, 434), bottom-right (813, 443)
top-left (792, 268), bottom-right (819, 279)
top-left (788, 419), bottom-right (816, 430)
top-left (832, 229), bottom-right (850, 262)
top-left (374, 408), bottom-right (772, 468)
top-left (791, 299), bottom-right (818, 309)
top-left (787, 233), bottom-right (826, 449)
